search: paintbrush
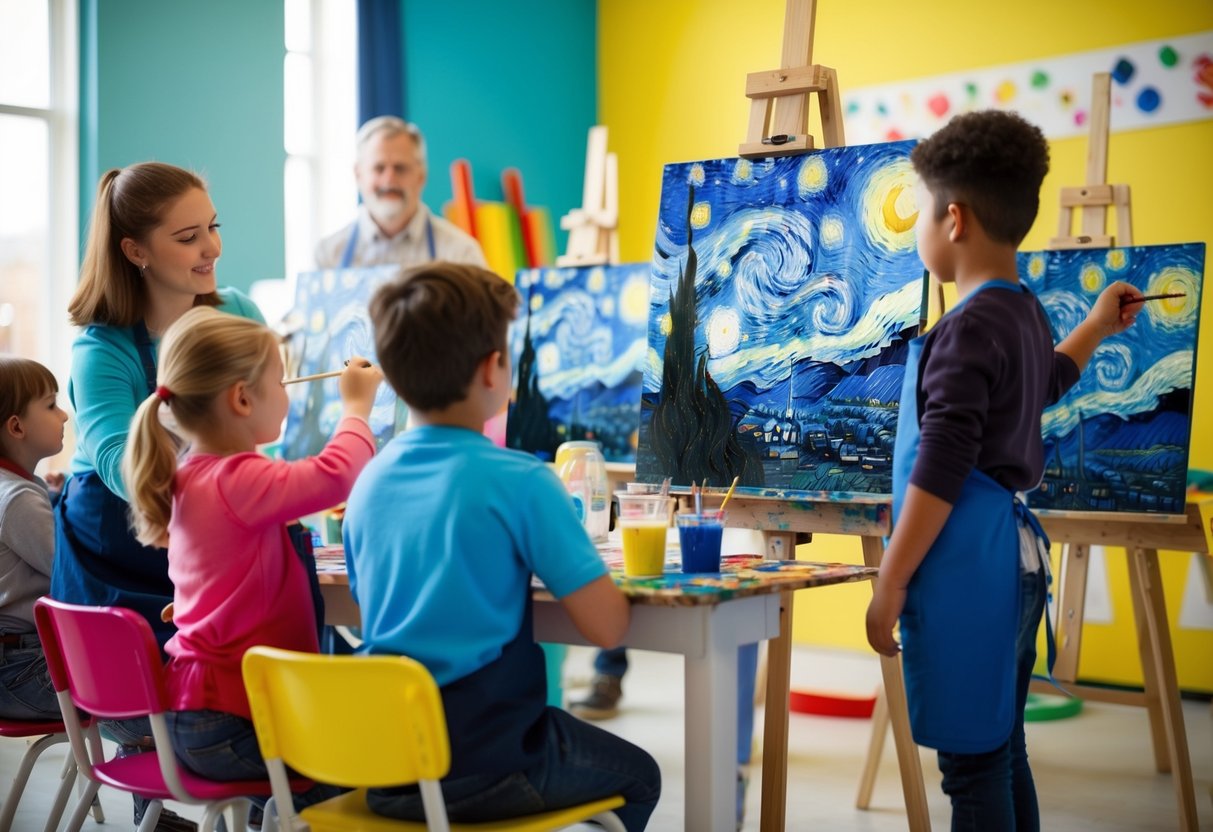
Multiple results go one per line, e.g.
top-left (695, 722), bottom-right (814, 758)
top-left (716, 475), bottom-right (741, 519)
top-left (283, 360), bottom-right (372, 385)
top-left (1120, 292), bottom-right (1186, 307)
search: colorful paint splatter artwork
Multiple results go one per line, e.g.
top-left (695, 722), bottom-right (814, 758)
top-left (507, 263), bottom-right (650, 462)
top-left (635, 141), bottom-right (928, 497)
top-left (282, 266), bottom-right (404, 460)
top-left (1020, 244), bottom-right (1205, 514)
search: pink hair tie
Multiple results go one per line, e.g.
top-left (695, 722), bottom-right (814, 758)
top-left (155, 385), bottom-right (173, 403)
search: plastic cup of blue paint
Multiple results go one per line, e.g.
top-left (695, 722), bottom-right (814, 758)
top-left (676, 513), bottom-right (724, 573)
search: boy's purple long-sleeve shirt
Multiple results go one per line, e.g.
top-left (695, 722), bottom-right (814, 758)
top-left (910, 283), bottom-right (1081, 504)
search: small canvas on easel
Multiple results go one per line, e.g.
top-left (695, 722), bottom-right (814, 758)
top-left (635, 141), bottom-right (928, 496)
top-left (282, 266), bottom-right (405, 460)
top-left (507, 263), bottom-right (649, 463)
top-left (1019, 244), bottom-right (1206, 514)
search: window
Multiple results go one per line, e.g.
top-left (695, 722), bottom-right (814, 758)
top-left (0, 0), bottom-right (78, 462)
top-left (283, 0), bottom-right (357, 286)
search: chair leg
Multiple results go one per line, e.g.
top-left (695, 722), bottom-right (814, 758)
top-left (42, 752), bottom-right (77, 832)
top-left (60, 780), bottom-right (101, 832)
top-left (137, 799), bottom-right (164, 832)
top-left (592, 810), bottom-right (627, 832)
top-left (0, 734), bottom-right (63, 831)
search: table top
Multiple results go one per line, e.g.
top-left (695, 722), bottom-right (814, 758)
top-left (314, 546), bottom-right (876, 608)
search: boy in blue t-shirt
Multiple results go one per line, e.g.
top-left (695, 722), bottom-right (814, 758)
top-left (344, 262), bottom-right (660, 830)
top-left (865, 111), bottom-right (1140, 830)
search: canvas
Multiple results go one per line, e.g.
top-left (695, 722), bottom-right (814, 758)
top-left (635, 141), bottom-right (928, 496)
top-left (1020, 244), bottom-right (1205, 514)
top-left (507, 263), bottom-right (650, 463)
top-left (282, 266), bottom-right (404, 460)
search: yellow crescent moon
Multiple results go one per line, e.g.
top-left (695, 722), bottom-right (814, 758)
top-left (882, 185), bottom-right (917, 233)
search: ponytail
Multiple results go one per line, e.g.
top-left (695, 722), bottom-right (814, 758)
top-left (122, 391), bottom-right (179, 548)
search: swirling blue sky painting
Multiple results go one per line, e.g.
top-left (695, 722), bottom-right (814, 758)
top-left (636, 141), bottom-right (927, 496)
top-left (507, 264), bottom-right (649, 463)
top-left (282, 266), bottom-right (404, 460)
top-left (1019, 244), bottom-right (1205, 514)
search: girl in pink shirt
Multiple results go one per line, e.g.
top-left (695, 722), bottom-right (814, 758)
top-left (123, 306), bottom-right (381, 802)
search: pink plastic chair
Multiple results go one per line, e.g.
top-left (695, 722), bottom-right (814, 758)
top-left (33, 597), bottom-right (304, 832)
top-left (0, 712), bottom-right (104, 832)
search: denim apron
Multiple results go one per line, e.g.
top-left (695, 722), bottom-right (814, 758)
top-left (893, 279), bottom-right (1045, 754)
top-left (51, 322), bottom-right (178, 648)
top-left (339, 215), bottom-right (435, 268)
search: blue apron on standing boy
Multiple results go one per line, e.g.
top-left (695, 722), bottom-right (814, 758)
top-left (892, 279), bottom-right (1051, 755)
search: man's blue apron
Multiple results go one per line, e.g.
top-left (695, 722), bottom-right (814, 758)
top-left (339, 215), bottom-right (435, 268)
top-left (892, 279), bottom-right (1049, 754)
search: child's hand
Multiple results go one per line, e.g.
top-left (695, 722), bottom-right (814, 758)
top-left (1087, 281), bottom-right (1141, 338)
top-left (338, 356), bottom-right (384, 420)
top-left (44, 470), bottom-right (65, 496)
top-left (865, 581), bottom-right (906, 657)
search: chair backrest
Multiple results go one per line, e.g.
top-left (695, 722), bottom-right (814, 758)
top-left (242, 647), bottom-right (451, 787)
top-left (34, 597), bottom-right (169, 720)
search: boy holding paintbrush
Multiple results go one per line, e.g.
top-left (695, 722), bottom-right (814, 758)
top-left (865, 110), bottom-right (1140, 829)
top-left (343, 262), bottom-right (660, 829)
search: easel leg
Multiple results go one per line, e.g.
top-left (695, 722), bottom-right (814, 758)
top-left (1128, 547), bottom-right (1199, 830)
top-left (861, 536), bottom-right (930, 831)
top-left (1126, 547), bottom-right (1171, 772)
top-left (855, 684), bottom-right (889, 809)
top-left (1051, 543), bottom-right (1090, 683)
top-left (759, 591), bottom-right (794, 832)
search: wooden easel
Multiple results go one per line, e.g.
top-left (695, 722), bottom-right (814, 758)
top-left (1048, 73), bottom-right (1133, 249)
top-left (859, 72), bottom-right (1200, 831)
top-left (733, 3), bottom-right (929, 830)
top-left (556, 125), bottom-right (619, 266)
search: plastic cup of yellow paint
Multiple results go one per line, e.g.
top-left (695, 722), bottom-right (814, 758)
top-left (617, 493), bottom-right (670, 578)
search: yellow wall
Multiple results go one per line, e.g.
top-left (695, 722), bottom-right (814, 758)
top-left (599, 0), bottom-right (1213, 690)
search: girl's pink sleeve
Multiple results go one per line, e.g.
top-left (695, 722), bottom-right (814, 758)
top-left (215, 416), bottom-right (376, 528)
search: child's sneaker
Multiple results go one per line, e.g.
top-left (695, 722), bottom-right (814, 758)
top-left (568, 673), bottom-right (623, 720)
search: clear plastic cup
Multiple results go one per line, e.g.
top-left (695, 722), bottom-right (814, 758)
top-left (676, 513), bottom-right (725, 573)
top-left (617, 493), bottom-right (671, 578)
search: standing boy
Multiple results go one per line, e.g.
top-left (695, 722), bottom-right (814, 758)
top-left (344, 263), bottom-right (660, 830)
top-left (865, 111), bottom-right (1140, 830)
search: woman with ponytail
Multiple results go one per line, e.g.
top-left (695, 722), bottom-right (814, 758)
top-left (121, 306), bottom-right (380, 801)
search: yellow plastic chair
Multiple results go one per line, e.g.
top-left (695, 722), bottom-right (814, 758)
top-left (241, 647), bottom-right (626, 832)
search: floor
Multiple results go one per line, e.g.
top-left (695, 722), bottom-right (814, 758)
top-left (2, 645), bottom-right (1210, 830)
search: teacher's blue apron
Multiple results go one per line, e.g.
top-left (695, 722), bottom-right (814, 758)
top-left (339, 215), bottom-right (436, 269)
top-left (892, 279), bottom-right (1049, 754)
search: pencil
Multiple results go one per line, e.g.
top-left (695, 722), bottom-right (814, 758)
top-left (1120, 292), bottom-right (1186, 307)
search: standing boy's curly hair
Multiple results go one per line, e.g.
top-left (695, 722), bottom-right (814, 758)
top-left (370, 262), bottom-right (519, 411)
top-left (911, 110), bottom-right (1050, 246)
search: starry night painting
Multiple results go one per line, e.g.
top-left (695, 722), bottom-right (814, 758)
top-left (1021, 244), bottom-right (1205, 514)
top-left (507, 263), bottom-right (649, 463)
top-left (635, 141), bottom-right (928, 497)
top-left (282, 266), bottom-right (405, 460)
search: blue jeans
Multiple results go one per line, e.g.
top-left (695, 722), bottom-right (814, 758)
top-left (0, 634), bottom-right (60, 720)
top-left (368, 707), bottom-right (660, 831)
top-left (165, 709), bottom-right (345, 810)
top-left (937, 568), bottom-right (1045, 832)
top-left (593, 646), bottom-right (629, 677)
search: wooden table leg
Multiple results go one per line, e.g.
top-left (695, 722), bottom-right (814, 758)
top-left (1128, 547), bottom-right (1198, 830)
top-left (759, 591), bottom-right (793, 832)
top-left (861, 536), bottom-right (930, 831)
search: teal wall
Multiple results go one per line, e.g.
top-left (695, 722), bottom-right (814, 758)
top-left (78, 0), bottom-right (284, 292)
top-left (400, 0), bottom-right (597, 253)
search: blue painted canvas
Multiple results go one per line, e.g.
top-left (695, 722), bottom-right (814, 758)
top-left (1020, 244), bottom-right (1205, 514)
top-left (635, 141), bottom-right (928, 496)
top-left (282, 266), bottom-right (404, 460)
top-left (507, 263), bottom-right (650, 463)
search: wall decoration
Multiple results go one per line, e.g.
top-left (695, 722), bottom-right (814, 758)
top-left (282, 266), bottom-right (404, 460)
top-left (507, 263), bottom-right (649, 463)
top-left (1020, 244), bottom-right (1205, 514)
top-left (845, 30), bottom-right (1213, 143)
top-left (635, 141), bottom-right (928, 497)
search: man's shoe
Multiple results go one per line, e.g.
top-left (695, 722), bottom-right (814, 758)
top-left (568, 673), bottom-right (623, 720)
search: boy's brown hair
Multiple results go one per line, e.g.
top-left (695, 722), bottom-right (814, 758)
top-left (370, 262), bottom-right (519, 411)
top-left (0, 355), bottom-right (58, 424)
top-left (910, 110), bottom-right (1050, 246)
